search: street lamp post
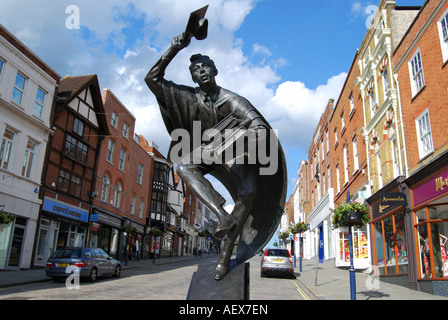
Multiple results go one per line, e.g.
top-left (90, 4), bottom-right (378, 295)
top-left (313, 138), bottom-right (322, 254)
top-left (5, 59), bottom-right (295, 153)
top-left (347, 190), bottom-right (356, 300)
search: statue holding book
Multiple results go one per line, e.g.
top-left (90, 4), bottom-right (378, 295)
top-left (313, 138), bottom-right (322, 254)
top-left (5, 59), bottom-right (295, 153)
top-left (145, 6), bottom-right (286, 281)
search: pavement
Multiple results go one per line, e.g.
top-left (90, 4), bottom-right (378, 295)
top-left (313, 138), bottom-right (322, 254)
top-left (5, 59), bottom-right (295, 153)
top-left (294, 256), bottom-right (448, 300)
top-left (0, 254), bottom-right (447, 300)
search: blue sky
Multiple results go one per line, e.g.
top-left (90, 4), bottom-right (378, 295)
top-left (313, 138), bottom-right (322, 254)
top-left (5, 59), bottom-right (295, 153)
top-left (1, 0), bottom-right (424, 244)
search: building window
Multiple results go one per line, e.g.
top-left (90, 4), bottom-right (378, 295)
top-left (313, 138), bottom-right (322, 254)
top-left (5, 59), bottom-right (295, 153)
top-left (118, 148), bottom-right (126, 171)
top-left (341, 114), bottom-right (345, 132)
top-left (349, 94), bottom-right (355, 115)
top-left (369, 90), bottom-right (376, 116)
top-left (73, 118), bottom-right (84, 137)
top-left (137, 163), bottom-right (143, 184)
top-left (390, 135), bottom-right (399, 178)
top-left (111, 112), bottom-right (118, 129)
top-left (409, 49), bottom-right (425, 97)
top-left (336, 164), bottom-right (341, 194)
top-left (326, 130), bottom-right (329, 154)
top-left (343, 144), bottom-right (349, 184)
top-left (58, 170), bottom-right (81, 197)
top-left (21, 140), bottom-right (36, 178)
top-left (151, 190), bottom-right (167, 215)
top-left (382, 67), bottom-right (390, 94)
top-left (12, 72), bottom-right (26, 105)
top-left (138, 200), bottom-right (144, 219)
top-left (64, 135), bottom-right (88, 163)
top-left (114, 182), bottom-right (122, 208)
top-left (416, 109), bottom-right (434, 159)
top-left (33, 88), bottom-right (46, 118)
top-left (130, 195), bottom-right (136, 215)
top-left (352, 136), bottom-right (359, 172)
top-left (123, 123), bottom-right (129, 138)
top-left (1, 129), bottom-right (15, 171)
top-left (0, 129), bottom-right (15, 170)
top-left (154, 162), bottom-right (169, 182)
top-left (0, 58), bottom-right (4, 75)
top-left (376, 151), bottom-right (383, 189)
top-left (100, 174), bottom-right (110, 202)
top-left (334, 128), bottom-right (338, 146)
top-left (438, 8), bottom-right (448, 62)
top-left (106, 139), bottom-right (114, 163)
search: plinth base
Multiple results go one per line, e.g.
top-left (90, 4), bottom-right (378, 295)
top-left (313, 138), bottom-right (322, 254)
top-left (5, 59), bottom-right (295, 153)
top-left (187, 260), bottom-right (250, 300)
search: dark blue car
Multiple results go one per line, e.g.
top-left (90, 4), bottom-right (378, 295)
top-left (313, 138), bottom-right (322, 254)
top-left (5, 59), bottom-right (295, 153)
top-left (46, 247), bottom-right (121, 282)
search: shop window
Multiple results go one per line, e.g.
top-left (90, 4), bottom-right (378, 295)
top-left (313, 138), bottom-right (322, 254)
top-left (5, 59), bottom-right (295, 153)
top-left (416, 206), bottom-right (448, 279)
top-left (373, 212), bottom-right (408, 275)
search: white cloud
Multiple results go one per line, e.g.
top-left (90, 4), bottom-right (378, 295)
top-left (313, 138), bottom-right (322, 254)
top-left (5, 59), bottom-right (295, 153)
top-left (261, 73), bottom-right (347, 149)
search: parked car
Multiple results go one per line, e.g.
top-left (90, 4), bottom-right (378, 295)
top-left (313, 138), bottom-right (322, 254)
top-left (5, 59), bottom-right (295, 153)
top-left (46, 247), bottom-right (121, 282)
top-left (260, 248), bottom-right (294, 278)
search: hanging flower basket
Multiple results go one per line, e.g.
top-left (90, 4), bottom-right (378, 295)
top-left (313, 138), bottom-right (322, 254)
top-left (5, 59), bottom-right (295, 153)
top-left (198, 232), bottom-right (207, 238)
top-left (0, 212), bottom-right (14, 225)
top-left (122, 224), bottom-right (138, 236)
top-left (331, 202), bottom-right (370, 229)
top-left (290, 222), bottom-right (308, 234)
top-left (148, 228), bottom-right (163, 237)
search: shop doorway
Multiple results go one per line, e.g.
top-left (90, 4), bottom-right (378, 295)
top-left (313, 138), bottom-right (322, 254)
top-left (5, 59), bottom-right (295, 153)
top-left (0, 217), bottom-right (28, 270)
top-left (34, 218), bottom-right (59, 267)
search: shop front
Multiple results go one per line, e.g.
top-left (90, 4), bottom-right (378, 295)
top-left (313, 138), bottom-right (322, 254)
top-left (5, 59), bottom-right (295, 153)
top-left (88, 208), bottom-right (122, 259)
top-left (34, 197), bottom-right (89, 267)
top-left (367, 177), bottom-right (412, 288)
top-left (405, 153), bottom-right (448, 297)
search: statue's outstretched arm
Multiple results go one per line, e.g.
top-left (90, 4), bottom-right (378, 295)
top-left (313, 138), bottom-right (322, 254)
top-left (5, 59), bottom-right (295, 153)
top-left (144, 33), bottom-right (190, 97)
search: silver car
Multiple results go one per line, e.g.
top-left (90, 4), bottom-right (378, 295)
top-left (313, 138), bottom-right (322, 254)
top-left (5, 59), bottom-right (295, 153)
top-left (46, 247), bottom-right (121, 282)
top-left (260, 248), bottom-right (294, 278)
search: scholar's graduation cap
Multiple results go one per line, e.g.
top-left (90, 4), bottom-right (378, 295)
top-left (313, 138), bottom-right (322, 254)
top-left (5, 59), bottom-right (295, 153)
top-left (184, 5), bottom-right (209, 42)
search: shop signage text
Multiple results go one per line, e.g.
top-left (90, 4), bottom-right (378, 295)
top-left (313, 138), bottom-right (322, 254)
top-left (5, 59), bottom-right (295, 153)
top-left (413, 168), bottom-right (448, 206)
top-left (43, 198), bottom-right (88, 222)
top-left (380, 192), bottom-right (406, 206)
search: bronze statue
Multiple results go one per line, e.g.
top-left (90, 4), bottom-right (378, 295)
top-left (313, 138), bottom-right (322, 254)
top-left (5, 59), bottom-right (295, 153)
top-left (145, 6), bottom-right (286, 281)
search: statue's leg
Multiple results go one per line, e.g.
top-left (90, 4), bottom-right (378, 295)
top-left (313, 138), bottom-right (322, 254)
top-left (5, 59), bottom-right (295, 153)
top-left (176, 163), bottom-right (237, 238)
top-left (214, 164), bottom-right (257, 280)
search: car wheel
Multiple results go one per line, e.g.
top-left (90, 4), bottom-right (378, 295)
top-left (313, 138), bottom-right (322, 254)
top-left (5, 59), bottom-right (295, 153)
top-left (113, 265), bottom-right (121, 278)
top-left (89, 267), bottom-right (98, 282)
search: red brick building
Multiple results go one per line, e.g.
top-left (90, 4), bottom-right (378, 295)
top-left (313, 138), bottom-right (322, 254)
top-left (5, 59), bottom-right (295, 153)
top-left (35, 75), bottom-right (109, 265)
top-left (89, 89), bottom-right (153, 260)
top-left (393, 0), bottom-right (448, 295)
top-left (330, 52), bottom-right (370, 269)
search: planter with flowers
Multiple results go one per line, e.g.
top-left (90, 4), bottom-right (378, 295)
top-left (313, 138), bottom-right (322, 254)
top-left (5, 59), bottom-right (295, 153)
top-left (331, 201), bottom-right (370, 229)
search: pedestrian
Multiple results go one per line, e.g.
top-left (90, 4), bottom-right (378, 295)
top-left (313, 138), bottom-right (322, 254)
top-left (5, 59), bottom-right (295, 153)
top-left (198, 244), bottom-right (201, 257)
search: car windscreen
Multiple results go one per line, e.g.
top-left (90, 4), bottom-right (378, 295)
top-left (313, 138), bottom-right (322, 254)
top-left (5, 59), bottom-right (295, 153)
top-left (266, 249), bottom-right (289, 257)
top-left (51, 249), bottom-right (82, 259)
